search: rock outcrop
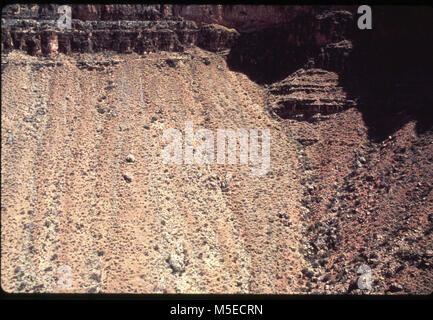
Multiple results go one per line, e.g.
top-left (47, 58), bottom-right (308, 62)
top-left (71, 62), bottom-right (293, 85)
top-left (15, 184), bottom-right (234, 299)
top-left (1, 4), bottom-right (240, 56)
top-left (267, 68), bottom-right (356, 120)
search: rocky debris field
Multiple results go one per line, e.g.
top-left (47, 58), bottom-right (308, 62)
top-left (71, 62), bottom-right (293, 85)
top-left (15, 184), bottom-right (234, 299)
top-left (1, 4), bottom-right (432, 294)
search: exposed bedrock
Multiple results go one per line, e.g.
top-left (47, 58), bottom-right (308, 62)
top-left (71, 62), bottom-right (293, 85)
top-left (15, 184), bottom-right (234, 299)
top-left (1, 4), bottom-right (240, 56)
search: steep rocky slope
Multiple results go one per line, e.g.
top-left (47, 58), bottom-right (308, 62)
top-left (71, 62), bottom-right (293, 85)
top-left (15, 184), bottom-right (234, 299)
top-left (1, 4), bottom-right (432, 294)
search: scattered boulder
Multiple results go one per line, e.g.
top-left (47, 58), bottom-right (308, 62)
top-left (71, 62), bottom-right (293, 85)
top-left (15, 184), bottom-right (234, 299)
top-left (122, 173), bottom-right (132, 183)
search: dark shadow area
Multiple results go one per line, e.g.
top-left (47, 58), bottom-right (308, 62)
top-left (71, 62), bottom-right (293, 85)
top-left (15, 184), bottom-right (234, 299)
top-left (226, 27), bottom-right (320, 85)
top-left (226, 7), bottom-right (433, 142)
top-left (226, 10), bottom-right (353, 85)
top-left (339, 7), bottom-right (433, 141)
top-left (342, 70), bottom-right (433, 142)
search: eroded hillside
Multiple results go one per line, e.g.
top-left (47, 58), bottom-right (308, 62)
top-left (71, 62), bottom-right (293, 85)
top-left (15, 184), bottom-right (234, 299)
top-left (1, 4), bottom-right (432, 294)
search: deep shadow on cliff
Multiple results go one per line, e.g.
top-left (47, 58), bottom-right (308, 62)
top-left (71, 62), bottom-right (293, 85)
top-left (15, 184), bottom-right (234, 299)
top-left (226, 6), bottom-right (433, 142)
top-left (342, 6), bottom-right (433, 142)
top-left (226, 9), bottom-right (354, 85)
top-left (226, 27), bottom-right (317, 85)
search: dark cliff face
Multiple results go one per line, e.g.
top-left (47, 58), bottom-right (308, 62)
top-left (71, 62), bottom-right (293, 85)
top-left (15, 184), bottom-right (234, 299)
top-left (226, 9), bottom-right (354, 85)
top-left (342, 7), bottom-right (433, 141)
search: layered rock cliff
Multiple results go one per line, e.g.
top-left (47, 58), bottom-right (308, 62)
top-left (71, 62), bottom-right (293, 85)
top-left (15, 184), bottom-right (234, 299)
top-left (1, 4), bottom-right (432, 294)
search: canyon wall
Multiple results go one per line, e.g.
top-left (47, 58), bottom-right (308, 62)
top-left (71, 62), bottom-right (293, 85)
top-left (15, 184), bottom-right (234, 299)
top-left (1, 4), bottom-right (433, 294)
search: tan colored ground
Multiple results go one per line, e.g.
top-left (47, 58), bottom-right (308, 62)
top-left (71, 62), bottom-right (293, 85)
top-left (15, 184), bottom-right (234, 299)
top-left (1, 49), bottom-right (308, 293)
